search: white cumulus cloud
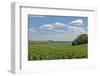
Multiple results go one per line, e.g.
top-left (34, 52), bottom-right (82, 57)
top-left (70, 19), bottom-right (83, 25)
top-left (39, 24), bottom-right (54, 31)
top-left (39, 22), bottom-right (66, 31)
top-left (70, 19), bottom-right (83, 27)
top-left (53, 22), bottom-right (66, 29)
top-left (67, 19), bottom-right (87, 36)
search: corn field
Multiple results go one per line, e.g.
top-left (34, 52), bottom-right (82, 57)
top-left (28, 43), bottom-right (88, 60)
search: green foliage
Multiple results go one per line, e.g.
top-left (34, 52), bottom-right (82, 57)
top-left (72, 34), bottom-right (88, 46)
top-left (28, 43), bottom-right (88, 60)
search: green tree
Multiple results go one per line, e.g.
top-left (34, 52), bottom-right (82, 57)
top-left (72, 34), bottom-right (88, 46)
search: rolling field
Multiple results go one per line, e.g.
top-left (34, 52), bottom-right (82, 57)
top-left (28, 43), bottom-right (88, 60)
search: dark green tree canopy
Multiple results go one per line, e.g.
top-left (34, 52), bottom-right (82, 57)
top-left (72, 34), bottom-right (88, 46)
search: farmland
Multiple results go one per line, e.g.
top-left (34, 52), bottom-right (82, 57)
top-left (28, 42), bottom-right (88, 60)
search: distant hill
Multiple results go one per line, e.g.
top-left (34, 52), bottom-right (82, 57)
top-left (28, 40), bottom-right (72, 44)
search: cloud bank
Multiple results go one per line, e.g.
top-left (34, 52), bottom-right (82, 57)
top-left (29, 19), bottom-right (87, 41)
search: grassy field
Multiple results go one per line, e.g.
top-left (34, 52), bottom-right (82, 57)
top-left (28, 43), bottom-right (88, 60)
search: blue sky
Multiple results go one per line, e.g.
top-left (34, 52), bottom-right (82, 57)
top-left (28, 15), bottom-right (88, 41)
